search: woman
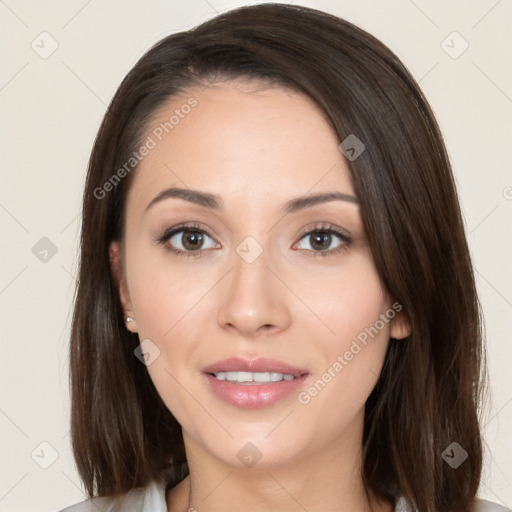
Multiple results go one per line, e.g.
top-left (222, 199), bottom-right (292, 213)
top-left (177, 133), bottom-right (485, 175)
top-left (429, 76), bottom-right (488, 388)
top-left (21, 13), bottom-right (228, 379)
top-left (59, 4), bottom-right (507, 512)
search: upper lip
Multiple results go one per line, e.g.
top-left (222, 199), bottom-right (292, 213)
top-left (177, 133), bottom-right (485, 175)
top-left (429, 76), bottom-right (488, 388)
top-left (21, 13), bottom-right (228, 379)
top-left (202, 357), bottom-right (308, 376)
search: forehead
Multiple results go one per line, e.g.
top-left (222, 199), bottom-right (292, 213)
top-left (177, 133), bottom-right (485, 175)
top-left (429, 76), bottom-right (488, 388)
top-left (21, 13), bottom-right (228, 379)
top-left (126, 80), bottom-right (354, 213)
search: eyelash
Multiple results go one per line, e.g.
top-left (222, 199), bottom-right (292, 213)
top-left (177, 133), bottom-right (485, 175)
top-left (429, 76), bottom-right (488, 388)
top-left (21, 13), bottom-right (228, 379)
top-left (155, 222), bottom-right (352, 259)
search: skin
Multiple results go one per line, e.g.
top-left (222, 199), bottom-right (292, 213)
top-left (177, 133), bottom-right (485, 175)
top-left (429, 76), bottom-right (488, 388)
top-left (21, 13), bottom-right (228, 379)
top-left (110, 79), bottom-right (411, 512)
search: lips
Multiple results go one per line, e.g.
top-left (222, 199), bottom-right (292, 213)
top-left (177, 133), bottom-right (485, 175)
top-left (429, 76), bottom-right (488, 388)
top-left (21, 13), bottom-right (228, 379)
top-left (202, 357), bottom-right (309, 409)
top-left (202, 357), bottom-right (308, 376)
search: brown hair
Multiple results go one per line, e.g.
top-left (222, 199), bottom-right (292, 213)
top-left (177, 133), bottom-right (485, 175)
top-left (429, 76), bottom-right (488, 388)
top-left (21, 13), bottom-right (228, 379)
top-left (69, 4), bottom-right (486, 512)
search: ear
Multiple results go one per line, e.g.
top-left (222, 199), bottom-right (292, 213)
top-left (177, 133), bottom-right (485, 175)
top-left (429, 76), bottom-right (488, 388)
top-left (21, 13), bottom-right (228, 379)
top-left (390, 307), bottom-right (411, 340)
top-left (109, 241), bottom-right (138, 333)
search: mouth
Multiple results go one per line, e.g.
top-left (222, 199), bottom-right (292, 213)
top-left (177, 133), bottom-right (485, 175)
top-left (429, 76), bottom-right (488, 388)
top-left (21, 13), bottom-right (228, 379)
top-left (201, 357), bottom-right (309, 408)
top-left (209, 371), bottom-right (302, 384)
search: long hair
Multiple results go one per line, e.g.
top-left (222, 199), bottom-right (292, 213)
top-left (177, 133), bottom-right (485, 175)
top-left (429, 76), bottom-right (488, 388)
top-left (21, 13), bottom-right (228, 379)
top-left (69, 4), bottom-right (486, 512)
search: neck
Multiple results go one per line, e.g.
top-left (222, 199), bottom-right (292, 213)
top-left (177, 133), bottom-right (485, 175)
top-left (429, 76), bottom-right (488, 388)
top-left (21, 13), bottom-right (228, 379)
top-left (166, 423), bottom-right (393, 512)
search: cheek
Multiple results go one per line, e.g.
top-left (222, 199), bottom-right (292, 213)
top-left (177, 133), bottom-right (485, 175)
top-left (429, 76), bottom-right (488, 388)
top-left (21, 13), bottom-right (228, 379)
top-left (127, 271), bottom-right (206, 432)
top-left (293, 259), bottom-right (390, 419)
top-left (297, 256), bottom-right (389, 346)
top-left (124, 249), bottom-right (213, 421)
top-left (126, 244), bottom-right (209, 340)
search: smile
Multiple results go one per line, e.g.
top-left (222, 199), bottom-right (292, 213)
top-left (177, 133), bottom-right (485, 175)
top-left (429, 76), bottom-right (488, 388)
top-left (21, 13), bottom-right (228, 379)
top-left (212, 371), bottom-right (298, 384)
top-left (201, 357), bottom-right (309, 409)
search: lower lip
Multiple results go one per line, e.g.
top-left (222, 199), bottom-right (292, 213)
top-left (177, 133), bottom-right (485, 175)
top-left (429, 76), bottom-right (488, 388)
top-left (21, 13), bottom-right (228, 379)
top-left (204, 373), bottom-right (308, 409)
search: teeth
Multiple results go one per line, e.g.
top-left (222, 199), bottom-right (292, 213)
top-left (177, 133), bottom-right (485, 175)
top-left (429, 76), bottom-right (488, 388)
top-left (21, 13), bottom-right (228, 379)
top-left (213, 371), bottom-right (297, 383)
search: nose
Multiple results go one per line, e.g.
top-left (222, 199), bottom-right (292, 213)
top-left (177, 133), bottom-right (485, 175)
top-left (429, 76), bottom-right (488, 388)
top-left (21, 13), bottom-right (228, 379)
top-left (216, 244), bottom-right (291, 339)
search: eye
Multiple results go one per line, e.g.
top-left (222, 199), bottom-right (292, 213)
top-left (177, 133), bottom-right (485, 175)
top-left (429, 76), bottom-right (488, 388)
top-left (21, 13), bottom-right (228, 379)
top-left (293, 223), bottom-right (351, 257)
top-left (155, 222), bottom-right (219, 257)
top-left (155, 221), bottom-right (351, 259)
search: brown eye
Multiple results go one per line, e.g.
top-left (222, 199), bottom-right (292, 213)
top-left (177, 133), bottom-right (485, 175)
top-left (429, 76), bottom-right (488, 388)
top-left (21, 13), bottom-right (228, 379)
top-left (165, 228), bottom-right (218, 252)
top-left (294, 226), bottom-right (350, 255)
top-left (156, 223), bottom-right (219, 256)
top-left (308, 231), bottom-right (335, 251)
top-left (178, 230), bottom-right (205, 251)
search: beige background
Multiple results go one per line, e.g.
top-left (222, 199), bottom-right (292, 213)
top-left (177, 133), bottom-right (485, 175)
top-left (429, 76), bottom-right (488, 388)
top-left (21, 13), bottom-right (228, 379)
top-left (1, 1), bottom-right (511, 511)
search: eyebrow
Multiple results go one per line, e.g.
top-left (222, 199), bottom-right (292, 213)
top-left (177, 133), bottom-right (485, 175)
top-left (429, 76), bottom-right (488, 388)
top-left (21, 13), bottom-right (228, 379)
top-left (144, 187), bottom-right (359, 214)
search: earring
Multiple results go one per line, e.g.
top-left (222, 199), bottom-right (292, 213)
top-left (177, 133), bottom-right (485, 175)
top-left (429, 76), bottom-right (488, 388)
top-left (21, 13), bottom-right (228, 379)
top-left (124, 316), bottom-right (137, 333)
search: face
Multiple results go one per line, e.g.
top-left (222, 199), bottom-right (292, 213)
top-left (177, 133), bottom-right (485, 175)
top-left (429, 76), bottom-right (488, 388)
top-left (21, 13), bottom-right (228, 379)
top-left (110, 80), bottom-right (410, 470)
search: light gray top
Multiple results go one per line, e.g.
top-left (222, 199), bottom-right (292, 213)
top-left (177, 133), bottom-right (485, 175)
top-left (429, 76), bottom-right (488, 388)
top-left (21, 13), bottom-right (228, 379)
top-left (58, 479), bottom-right (511, 512)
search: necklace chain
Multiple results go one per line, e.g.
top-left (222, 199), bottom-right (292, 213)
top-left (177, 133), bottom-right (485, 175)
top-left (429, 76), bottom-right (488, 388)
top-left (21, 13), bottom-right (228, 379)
top-left (186, 477), bottom-right (193, 512)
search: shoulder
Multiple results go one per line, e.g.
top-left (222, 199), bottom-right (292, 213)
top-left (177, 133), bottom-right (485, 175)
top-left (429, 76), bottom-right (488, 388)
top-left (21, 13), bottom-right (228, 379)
top-left (56, 479), bottom-right (167, 512)
top-left (473, 499), bottom-right (511, 512)
top-left (395, 496), bottom-right (510, 512)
